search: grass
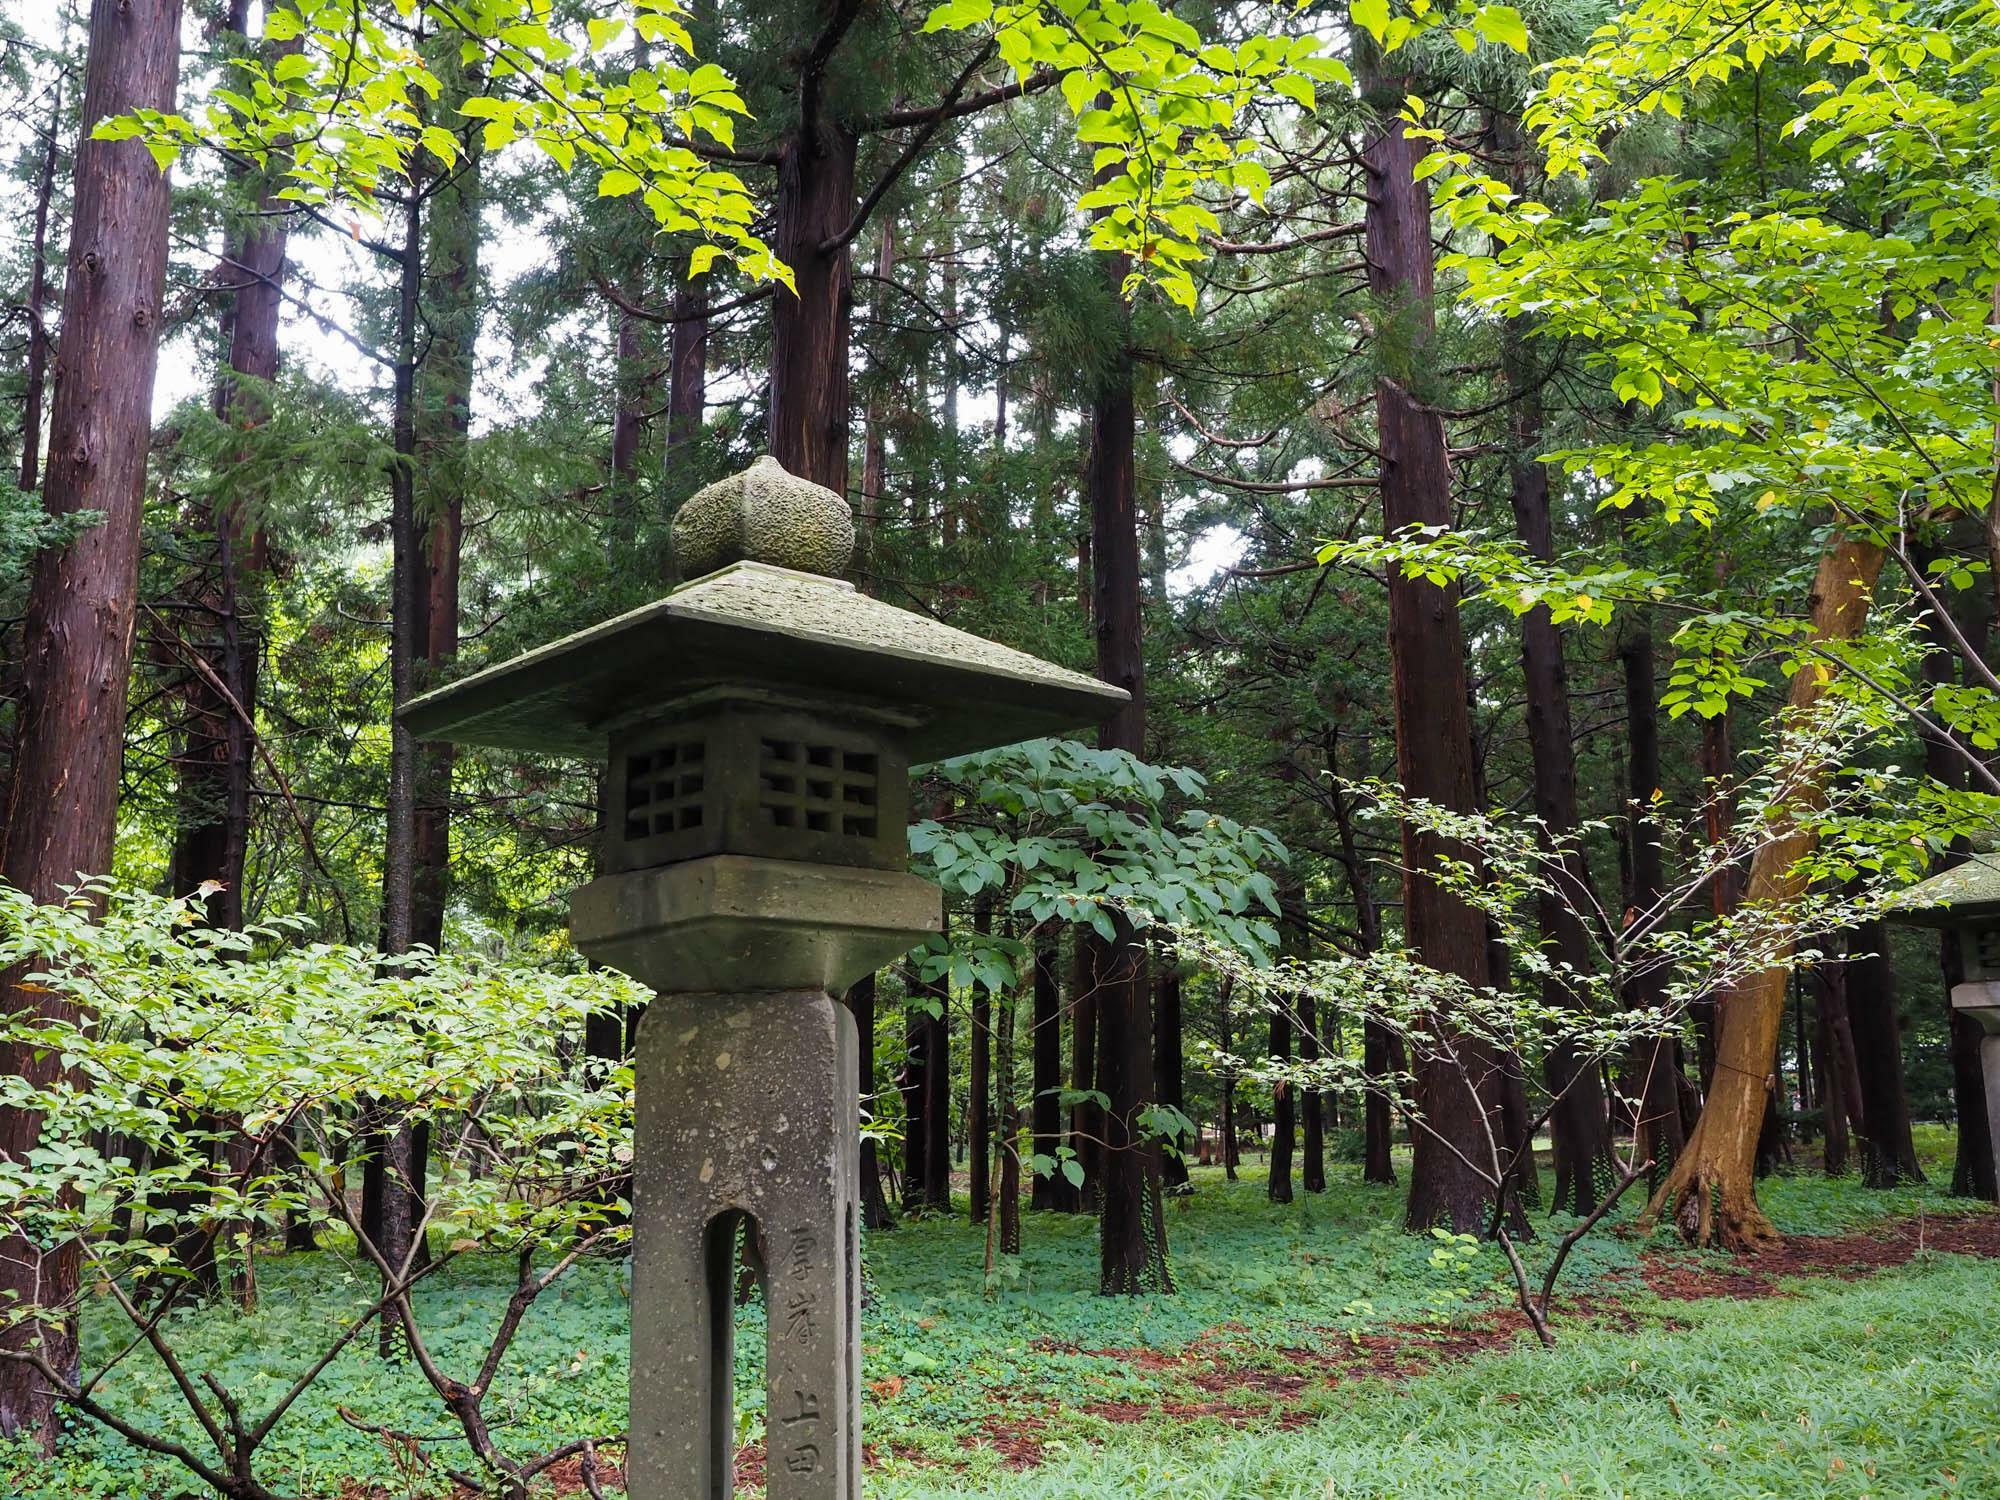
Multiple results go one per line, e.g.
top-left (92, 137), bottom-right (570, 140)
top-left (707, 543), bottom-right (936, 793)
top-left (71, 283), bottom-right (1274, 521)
top-left (9, 1127), bottom-right (1994, 1498)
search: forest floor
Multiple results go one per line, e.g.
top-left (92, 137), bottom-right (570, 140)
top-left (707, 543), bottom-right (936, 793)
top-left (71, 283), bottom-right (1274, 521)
top-left (11, 1126), bottom-right (1999, 1499)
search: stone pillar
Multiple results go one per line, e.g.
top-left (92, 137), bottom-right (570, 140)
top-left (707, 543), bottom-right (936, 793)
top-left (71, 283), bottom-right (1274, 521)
top-left (631, 992), bottom-right (860, 1500)
top-left (574, 854), bottom-right (937, 1500)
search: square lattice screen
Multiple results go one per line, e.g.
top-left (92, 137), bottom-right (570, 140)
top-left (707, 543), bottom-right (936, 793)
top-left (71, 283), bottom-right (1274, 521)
top-left (606, 706), bottom-right (908, 874)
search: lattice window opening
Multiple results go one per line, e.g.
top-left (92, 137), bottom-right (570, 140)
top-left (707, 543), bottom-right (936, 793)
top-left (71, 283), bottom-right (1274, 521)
top-left (758, 738), bottom-right (880, 839)
top-left (623, 740), bottom-right (707, 840)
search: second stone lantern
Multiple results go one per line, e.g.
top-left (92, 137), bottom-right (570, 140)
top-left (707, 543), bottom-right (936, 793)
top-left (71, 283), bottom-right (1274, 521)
top-left (401, 454), bottom-right (1126, 1500)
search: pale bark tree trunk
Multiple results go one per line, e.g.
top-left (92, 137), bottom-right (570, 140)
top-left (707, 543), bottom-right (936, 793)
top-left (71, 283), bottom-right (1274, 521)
top-left (1644, 535), bottom-right (1886, 1248)
top-left (0, 0), bottom-right (183, 1446)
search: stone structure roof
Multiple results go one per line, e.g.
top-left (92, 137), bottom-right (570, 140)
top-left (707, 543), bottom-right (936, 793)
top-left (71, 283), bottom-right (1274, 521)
top-left (401, 559), bottom-right (1127, 762)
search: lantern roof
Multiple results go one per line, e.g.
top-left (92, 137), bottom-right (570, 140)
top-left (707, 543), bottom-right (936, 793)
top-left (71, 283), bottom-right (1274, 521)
top-left (1885, 851), bottom-right (2000, 928)
top-left (400, 558), bottom-right (1127, 763)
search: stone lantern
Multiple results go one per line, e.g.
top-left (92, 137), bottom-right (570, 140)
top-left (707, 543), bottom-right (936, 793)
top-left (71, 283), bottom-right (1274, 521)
top-left (1885, 850), bottom-right (2000, 1179)
top-left (401, 454), bottom-right (1126, 1500)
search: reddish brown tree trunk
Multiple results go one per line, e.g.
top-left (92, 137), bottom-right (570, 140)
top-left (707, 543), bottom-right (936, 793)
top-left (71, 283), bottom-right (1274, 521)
top-left (1912, 535), bottom-right (1997, 1200)
top-left (1155, 959), bottom-right (1190, 1193)
top-left (0, 0), bottom-right (183, 1446)
top-left (1810, 947), bottom-right (1863, 1177)
top-left (1267, 999), bottom-right (1295, 1205)
top-left (1068, 937), bottom-right (1100, 1210)
top-left (1299, 990), bottom-right (1326, 1193)
top-left (1360, 37), bottom-right (1497, 1234)
top-left (1621, 627), bottom-right (1685, 1181)
top-left (668, 278), bottom-right (706, 457)
top-left (167, 12), bottom-right (289, 926)
top-left (1846, 918), bottom-right (1925, 1187)
top-left (769, 114), bottom-right (856, 493)
top-left (1218, 973), bottom-right (1241, 1181)
top-left (970, 909), bottom-right (992, 1225)
top-left (902, 967), bottom-right (951, 1213)
top-left (1086, 278), bottom-right (1170, 1291)
top-left (1030, 929), bottom-right (1071, 1210)
top-left (17, 82), bottom-right (60, 493)
top-left (1498, 257), bottom-right (1612, 1212)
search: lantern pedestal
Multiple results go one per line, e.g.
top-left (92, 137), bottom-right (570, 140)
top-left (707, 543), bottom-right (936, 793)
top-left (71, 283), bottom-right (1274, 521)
top-left (576, 855), bottom-right (937, 1500)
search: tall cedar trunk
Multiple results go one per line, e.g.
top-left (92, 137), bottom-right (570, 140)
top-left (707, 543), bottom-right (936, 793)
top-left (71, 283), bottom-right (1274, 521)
top-left (969, 905), bottom-right (992, 1224)
top-left (1267, 999), bottom-right (1295, 1204)
top-left (1217, 973), bottom-right (1240, 1180)
top-left (900, 1001), bottom-right (926, 1208)
top-left (1030, 929), bottom-right (1071, 1209)
top-left (1155, 959), bottom-right (1190, 1192)
top-left (368, 176), bottom-right (428, 1355)
top-left (1620, 627), bottom-right (1685, 1180)
top-left (1914, 535), bottom-right (1997, 1199)
top-left (858, 216), bottom-right (893, 535)
top-left (1068, 937), bottom-right (1100, 1210)
top-left (1328, 736), bottom-right (1399, 1184)
top-left (1299, 991), bottom-right (1326, 1193)
top-left (1497, 215), bottom-right (1612, 1211)
top-left (608, 302), bottom-right (646, 554)
top-left (903, 971), bottom-right (951, 1212)
top-left (1359, 37), bottom-right (1497, 1233)
top-left (0, 0), bottom-right (183, 1446)
top-left (668, 276), bottom-right (707, 456)
top-left (167, 2), bottom-right (289, 928)
top-left (996, 969), bottom-right (1022, 1255)
top-left (16, 82), bottom-right (59, 493)
top-left (769, 114), bottom-right (856, 492)
top-left (1644, 535), bottom-right (1886, 1248)
top-left (1846, 918), bottom-right (1925, 1186)
top-left (411, 113), bottom-right (479, 956)
top-left (848, 974), bottom-right (894, 1229)
top-left (1810, 946), bottom-right (1864, 1177)
top-left (1087, 268), bottom-right (1170, 1292)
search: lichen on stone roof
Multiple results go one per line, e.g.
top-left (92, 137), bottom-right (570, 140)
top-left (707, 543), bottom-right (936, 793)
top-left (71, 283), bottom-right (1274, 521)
top-left (1887, 852), bottom-right (2000, 925)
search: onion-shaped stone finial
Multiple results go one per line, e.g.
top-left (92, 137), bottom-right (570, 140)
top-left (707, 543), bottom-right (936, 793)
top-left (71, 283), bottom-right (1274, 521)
top-left (672, 454), bottom-right (854, 580)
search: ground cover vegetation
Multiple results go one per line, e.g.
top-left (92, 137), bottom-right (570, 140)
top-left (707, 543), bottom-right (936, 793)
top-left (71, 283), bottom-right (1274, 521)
top-left (1, 0), bottom-right (1999, 1492)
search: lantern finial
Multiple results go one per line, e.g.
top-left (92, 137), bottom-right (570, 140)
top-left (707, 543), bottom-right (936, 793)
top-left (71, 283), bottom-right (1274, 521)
top-left (672, 453), bottom-right (854, 579)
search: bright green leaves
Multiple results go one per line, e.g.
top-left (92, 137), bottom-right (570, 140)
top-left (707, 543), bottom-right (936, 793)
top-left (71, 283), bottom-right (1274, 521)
top-left (908, 739), bottom-right (1289, 983)
top-left (1348, 0), bottom-right (1530, 59)
top-left (923, 1), bottom-right (1350, 309)
top-left (100, 0), bottom-right (786, 291)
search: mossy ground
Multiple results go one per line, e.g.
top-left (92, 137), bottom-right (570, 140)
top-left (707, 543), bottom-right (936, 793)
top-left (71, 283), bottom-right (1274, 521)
top-left (11, 1126), bottom-right (1995, 1498)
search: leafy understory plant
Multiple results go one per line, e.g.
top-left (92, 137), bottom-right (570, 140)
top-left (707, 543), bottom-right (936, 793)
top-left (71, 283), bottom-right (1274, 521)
top-left (1182, 698), bottom-right (1912, 1344)
top-left (0, 881), bottom-right (643, 1500)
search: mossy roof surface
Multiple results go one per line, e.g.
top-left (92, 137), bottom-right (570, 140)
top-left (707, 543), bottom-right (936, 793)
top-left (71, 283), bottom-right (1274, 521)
top-left (1887, 852), bottom-right (2000, 926)
top-left (400, 561), bottom-right (1127, 762)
